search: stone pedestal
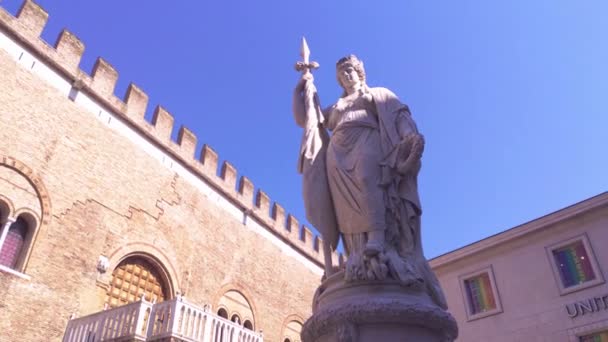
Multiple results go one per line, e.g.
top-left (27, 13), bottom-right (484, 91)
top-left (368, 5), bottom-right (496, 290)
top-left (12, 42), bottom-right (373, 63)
top-left (301, 271), bottom-right (458, 342)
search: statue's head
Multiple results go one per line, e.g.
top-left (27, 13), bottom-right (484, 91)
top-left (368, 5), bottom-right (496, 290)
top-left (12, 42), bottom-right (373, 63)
top-left (336, 55), bottom-right (366, 92)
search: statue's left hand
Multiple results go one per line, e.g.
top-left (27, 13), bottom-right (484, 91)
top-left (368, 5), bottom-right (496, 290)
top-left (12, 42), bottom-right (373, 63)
top-left (396, 133), bottom-right (425, 175)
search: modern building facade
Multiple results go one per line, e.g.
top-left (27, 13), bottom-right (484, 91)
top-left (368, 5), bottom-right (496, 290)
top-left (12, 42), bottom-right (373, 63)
top-left (431, 192), bottom-right (608, 341)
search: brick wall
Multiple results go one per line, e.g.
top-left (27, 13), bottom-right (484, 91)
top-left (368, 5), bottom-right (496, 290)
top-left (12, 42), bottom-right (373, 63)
top-left (0, 33), bottom-right (320, 342)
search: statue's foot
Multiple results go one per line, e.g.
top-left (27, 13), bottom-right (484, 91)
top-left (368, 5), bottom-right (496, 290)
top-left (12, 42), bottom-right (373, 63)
top-left (363, 241), bottom-right (383, 257)
top-left (364, 230), bottom-right (385, 257)
top-left (367, 255), bottom-right (389, 281)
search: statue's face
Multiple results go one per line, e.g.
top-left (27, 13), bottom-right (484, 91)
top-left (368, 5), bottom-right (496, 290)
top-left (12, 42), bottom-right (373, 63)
top-left (337, 63), bottom-right (361, 89)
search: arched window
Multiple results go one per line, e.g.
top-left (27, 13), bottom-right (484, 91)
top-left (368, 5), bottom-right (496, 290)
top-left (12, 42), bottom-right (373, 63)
top-left (217, 308), bottom-right (228, 319)
top-left (0, 159), bottom-right (49, 275)
top-left (105, 256), bottom-right (169, 308)
top-left (217, 290), bottom-right (256, 329)
top-left (0, 199), bottom-right (9, 223)
top-left (230, 314), bottom-right (241, 324)
top-left (283, 320), bottom-right (303, 342)
top-left (0, 217), bottom-right (28, 269)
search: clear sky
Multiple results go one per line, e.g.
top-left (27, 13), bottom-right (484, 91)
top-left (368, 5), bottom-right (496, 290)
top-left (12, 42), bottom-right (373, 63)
top-left (4, 1), bottom-right (606, 258)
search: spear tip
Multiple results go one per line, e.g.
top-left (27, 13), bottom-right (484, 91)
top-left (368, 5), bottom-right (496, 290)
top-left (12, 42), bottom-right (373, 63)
top-left (300, 36), bottom-right (310, 62)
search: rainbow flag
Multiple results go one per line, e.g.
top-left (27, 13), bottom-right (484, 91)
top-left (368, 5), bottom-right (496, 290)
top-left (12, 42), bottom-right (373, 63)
top-left (464, 273), bottom-right (496, 314)
top-left (553, 241), bottom-right (595, 288)
top-left (580, 330), bottom-right (608, 342)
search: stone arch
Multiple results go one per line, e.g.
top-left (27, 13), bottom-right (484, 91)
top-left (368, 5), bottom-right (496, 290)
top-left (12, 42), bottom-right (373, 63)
top-left (243, 319), bottom-right (253, 330)
top-left (230, 312), bottom-right (242, 324)
top-left (0, 156), bottom-right (51, 225)
top-left (14, 207), bottom-right (41, 224)
top-left (216, 305), bottom-right (229, 319)
top-left (0, 156), bottom-right (50, 272)
top-left (105, 242), bottom-right (179, 299)
top-left (0, 194), bottom-right (15, 220)
top-left (281, 314), bottom-right (305, 342)
top-left (213, 283), bottom-right (259, 331)
top-left (106, 255), bottom-right (171, 308)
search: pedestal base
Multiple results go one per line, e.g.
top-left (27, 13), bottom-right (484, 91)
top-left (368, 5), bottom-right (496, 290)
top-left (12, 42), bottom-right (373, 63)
top-left (302, 271), bottom-right (458, 342)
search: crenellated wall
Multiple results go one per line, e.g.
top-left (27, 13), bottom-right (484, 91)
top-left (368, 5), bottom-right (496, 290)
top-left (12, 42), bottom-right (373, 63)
top-left (0, 1), bottom-right (339, 341)
top-left (0, 0), bottom-right (343, 268)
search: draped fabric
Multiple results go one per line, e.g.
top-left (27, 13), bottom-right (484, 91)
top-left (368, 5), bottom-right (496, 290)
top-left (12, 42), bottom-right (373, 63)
top-left (326, 111), bottom-right (385, 235)
top-left (297, 85), bottom-right (447, 309)
top-left (297, 80), bottom-right (339, 251)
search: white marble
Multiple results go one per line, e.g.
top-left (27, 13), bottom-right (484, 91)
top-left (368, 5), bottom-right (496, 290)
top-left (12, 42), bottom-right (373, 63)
top-left (293, 48), bottom-right (457, 341)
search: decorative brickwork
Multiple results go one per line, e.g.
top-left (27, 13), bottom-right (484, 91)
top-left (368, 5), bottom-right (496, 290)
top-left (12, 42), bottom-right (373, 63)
top-left (0, 155), bottom-right (51, 225)
top-left (0, 1), bottom-right (323, 341)
top-left (0, 1), bottom-right (341, 267)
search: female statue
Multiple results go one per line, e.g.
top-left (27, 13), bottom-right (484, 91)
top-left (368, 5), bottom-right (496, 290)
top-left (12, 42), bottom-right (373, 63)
top-left (293, 55), bottom-right (446, 309)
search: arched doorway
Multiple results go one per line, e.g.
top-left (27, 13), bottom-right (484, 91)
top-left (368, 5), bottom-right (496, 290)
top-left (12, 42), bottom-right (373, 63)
top-left (105, 255), bottom-right (169, 308)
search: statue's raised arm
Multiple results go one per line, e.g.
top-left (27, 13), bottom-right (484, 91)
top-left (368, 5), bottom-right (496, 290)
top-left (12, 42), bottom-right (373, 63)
top-left (292, 38), bottom-right (339, 279)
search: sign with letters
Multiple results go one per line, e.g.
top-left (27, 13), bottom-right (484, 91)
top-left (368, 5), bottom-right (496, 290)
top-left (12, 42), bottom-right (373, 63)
top-left (566, 294), bottom-right (608, 318)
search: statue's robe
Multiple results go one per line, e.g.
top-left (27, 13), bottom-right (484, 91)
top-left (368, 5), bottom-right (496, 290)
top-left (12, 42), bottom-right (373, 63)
top-left (370, 87), bottom-right (448, 309)
top-left (298, 85), bottom-right (447, 309)
top-left (298, 86), bottom-right (419, 250)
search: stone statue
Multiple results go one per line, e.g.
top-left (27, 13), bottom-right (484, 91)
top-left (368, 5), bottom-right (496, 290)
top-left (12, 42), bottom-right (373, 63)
top-left (294, 39), bottom-right (457, 342)
top-left (293, 48), bottom-right (446, 308)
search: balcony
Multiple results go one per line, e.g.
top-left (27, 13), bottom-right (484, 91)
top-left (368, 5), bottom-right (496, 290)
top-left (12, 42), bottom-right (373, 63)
top-left (62, 296), bottom-right (263, 342)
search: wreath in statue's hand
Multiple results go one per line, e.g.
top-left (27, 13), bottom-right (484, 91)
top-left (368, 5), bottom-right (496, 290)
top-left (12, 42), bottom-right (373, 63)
top-left (397, 133), bottom-right (425, 175)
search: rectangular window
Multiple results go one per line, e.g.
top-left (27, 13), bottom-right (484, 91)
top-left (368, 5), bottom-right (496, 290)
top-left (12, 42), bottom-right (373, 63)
top-left (459, 266), bottom-right (502, 321)
top-left (546, 234), bottom-right (604, 295)
top-left (580, 330), bottom-right (608, 342)
top-left (552, 240), bottom-right (596, 288)
top-left (464, 273), bottom-right (497, 315)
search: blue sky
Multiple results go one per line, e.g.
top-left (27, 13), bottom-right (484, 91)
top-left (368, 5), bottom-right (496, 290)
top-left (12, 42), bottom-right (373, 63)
top-left (4, 1), bottom-right (607, 258)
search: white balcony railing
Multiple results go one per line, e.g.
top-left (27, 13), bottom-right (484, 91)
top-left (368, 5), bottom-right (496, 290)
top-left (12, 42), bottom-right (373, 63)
top-left (63, 296), bottom-right (263, 342)
top-left (63, 300), bottom-right (152, 342)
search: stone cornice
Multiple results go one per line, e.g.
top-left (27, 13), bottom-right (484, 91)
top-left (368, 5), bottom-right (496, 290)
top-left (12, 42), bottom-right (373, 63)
top-left (430, 192), bottom-right (608, 269)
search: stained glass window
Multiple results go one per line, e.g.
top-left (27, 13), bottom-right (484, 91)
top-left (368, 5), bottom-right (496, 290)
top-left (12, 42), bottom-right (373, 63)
top-left (464, 272), bottom-right (497, 315)
top-left (552, 240), bottom-right (596, 288)
top-left (0, 218), bottom-right (27, 269)
top-left (580, 330), bottom-right (608, 342)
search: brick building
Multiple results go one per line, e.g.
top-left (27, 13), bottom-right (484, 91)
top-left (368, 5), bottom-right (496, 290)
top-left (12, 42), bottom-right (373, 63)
top-left (0, 1), bottom-right (329, 341)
